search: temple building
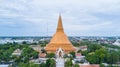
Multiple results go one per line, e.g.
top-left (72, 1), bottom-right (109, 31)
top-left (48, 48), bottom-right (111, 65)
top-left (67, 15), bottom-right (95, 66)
top-left (45, 15), bottom-right (76, 57)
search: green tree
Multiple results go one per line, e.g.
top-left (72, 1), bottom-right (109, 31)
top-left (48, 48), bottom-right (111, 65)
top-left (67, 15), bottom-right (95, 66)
top-left (88, 44), bottom-right (102, 52)
top-left (74, 63), bottom-right (79, 67)
top-left (21, 47), bottom-right (39, 63)
top-left (69, 52), bottom-right (75, 58)
top-left (100, 63), bottom-right (105, 67)
top-left (65, 59), bottom-right (73, 67)
top-left (41, 48), bottom-right (46, 53)
top-left (46, 53), bottom-right (55, 58)
top-left (95, 48), bottom-right (107, 63)
top-left (46, 59), bottom-right (55, 67)
top-left (81, 50), bottom-right (88, 56)
top-left (77, 49), bottom-right (82, 53)
top-left (18, 62), bottom-right (40, 67)
top-left (86, 53), bottom-right (99, 64)
top-left (40, 62), bottom-right (46, 67)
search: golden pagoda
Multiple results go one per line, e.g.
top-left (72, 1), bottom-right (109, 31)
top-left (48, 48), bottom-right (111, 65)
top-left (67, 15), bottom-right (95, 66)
top-left (45, 15), bottom-right (76, 54)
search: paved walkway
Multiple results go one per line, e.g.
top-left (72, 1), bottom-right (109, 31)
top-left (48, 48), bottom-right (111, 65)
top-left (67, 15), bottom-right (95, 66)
top-left (56, 58), bottom-right (64, 67)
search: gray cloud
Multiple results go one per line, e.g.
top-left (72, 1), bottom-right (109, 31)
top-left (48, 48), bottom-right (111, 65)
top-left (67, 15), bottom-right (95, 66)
top-left (0, 0), bottom-right (120, 36)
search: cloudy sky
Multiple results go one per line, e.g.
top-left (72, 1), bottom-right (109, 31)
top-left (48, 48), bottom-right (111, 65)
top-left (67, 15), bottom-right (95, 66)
top-left (0, 0), bottom-right (120, 36)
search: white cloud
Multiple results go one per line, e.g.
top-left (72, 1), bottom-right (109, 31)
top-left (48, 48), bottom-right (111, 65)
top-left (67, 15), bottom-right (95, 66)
top-left (0, 0), bottom-right (120, 36)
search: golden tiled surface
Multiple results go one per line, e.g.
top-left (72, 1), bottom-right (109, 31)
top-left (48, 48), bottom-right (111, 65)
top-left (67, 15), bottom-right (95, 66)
top-left (45, 15), bottom-right (76, 53)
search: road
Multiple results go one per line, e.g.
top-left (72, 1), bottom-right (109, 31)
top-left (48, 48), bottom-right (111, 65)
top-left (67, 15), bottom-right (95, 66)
top-left (56, 58), bottom-right (64, 67)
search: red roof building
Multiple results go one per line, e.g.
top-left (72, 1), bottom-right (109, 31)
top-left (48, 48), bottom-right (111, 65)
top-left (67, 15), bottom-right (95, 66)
top-left (80, 64), bottom-right (99, 67)
top-left (39, 53), bottom-right (46, 58)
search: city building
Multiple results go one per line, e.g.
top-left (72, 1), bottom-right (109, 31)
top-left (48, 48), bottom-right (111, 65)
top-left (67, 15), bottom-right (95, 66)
top-left (76, 53), bottom-right (82, 59)
top-left (80, 64), bottom-right (99, 67)
top-left (30, 45), bottom-right (41, 53)
top-left (12, 49), bottom-right (22, 56)
top-left (113, 39), bottom-right (120, 46)
top-left (39, 53), bottom-right (46, 58)
top-left (80, 46), bottom-right (87, 51)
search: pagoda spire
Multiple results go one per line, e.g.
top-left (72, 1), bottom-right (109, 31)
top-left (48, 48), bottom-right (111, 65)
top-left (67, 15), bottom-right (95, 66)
top-left (45, 14), bottom-right (76, 54)
top-left (57, 14), bottom-right (64, 32)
